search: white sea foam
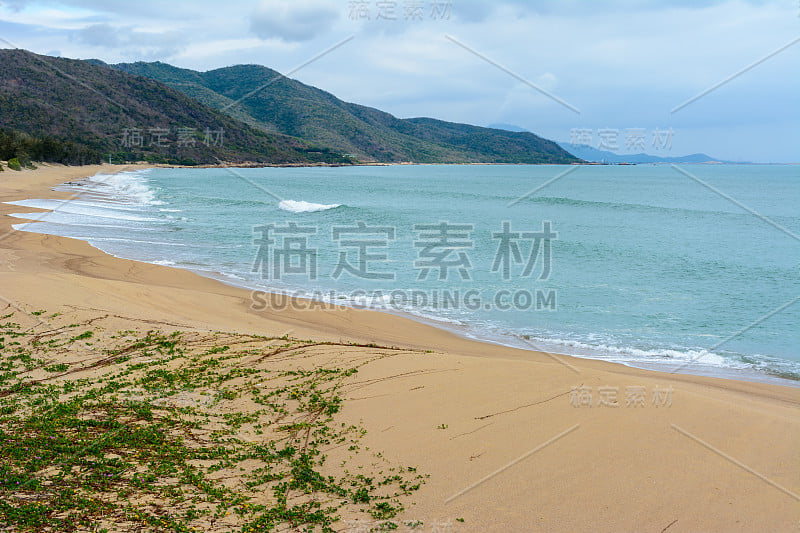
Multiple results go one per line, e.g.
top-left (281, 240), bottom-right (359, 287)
top-left (60, 169), bottom-right (161, 207)
top-left (83, 237), bottom-right (188, 246)
top-left (6, 200), bottom-right (161, 222)
top-left (511, 334), bottom-right (746, 369)
top-left (278, 200), bottom-right (341, 213)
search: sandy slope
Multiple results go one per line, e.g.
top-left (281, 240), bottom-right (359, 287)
top-left (0, 163), bottom-right (797, 532)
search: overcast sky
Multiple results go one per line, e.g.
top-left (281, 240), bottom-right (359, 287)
top-left (1, 0), bottom-right (798, 162)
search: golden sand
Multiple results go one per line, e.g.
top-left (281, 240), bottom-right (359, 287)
top-left (0, 163), bottom-right (797, 531)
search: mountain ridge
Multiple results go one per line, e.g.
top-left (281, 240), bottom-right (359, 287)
top-left (1, 49), bottom-right (580, 166)
top-left (110, 60), bottom-right (580, 165)
top-left (0, 49), bottom-right (349, 166)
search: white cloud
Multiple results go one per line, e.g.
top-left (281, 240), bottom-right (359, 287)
top-left (73, 23), bottom-right (186, 58)
top-left (250, 0), bottom-right (339, 42)
top-left (0, 0), bottom-right (797, 161)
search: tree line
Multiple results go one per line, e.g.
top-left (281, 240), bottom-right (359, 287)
top-left (0, 129), bottom-right (103, 167)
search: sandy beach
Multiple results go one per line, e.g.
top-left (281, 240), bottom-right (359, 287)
top-left (1, 163), bottom-right (798, 531)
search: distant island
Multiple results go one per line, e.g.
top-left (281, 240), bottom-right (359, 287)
top-left (0, 49), bottom-right (580, 167)
top-left (556, 142), bottom-right (746, 165)
top-left (488, 123), bottom-right (744, 164)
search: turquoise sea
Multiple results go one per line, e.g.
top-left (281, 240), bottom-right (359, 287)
top-left (8, 164), bottom-right (799, 384)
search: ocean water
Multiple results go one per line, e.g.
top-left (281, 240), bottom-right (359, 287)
top-left (7, 164), bottom-right (799, 384)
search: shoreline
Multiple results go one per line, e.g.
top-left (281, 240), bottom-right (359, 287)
top-left (178, 266), bottom-right (800, 389)
top-left (1, 163), bottom-right (798, 531)
top-left (8, 163), bottom-right (798, 389)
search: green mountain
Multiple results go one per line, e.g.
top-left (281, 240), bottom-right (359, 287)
top-left (112, 61), bottom-right (579, 164)
top-left (0, 49), bottom-right (350, 166)
top-left (0, 49), bottom-right (579, 166)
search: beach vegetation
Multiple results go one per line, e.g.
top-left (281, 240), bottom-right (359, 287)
top-left (0, 313), bottom-right (427, 531)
